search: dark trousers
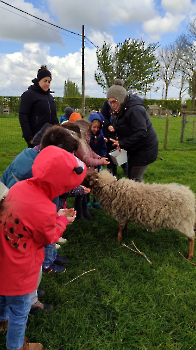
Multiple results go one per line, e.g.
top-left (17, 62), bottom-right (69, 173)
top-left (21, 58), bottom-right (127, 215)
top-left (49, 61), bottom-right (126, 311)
top-left (27, 142), bottom-right (34, 148)
top-left (128, 165), bottom-right (148, 183)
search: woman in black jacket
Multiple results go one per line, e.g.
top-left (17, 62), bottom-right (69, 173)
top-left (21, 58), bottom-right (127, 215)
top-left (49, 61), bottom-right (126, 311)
top-left (19, 65), bottom-right (59, 147)
top-left (107, 80), bottom-right (158, 182)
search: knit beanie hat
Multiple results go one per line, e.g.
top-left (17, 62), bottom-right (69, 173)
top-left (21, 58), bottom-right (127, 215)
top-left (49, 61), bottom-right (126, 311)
top-left (69, 112), bottom-right (82, 122)
top-left (37, 65), bottom-right (52, 82)
top-left (64, 107), bottom-right (74, 119)
top-left (107, 79), bottom-right (128, 107)
top-left (88, 113), bottom-right (103, 125)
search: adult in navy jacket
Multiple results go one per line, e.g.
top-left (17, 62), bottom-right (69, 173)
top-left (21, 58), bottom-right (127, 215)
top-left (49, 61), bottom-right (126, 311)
top-left (107, 79), bottom-right (158, 182)
top-left (19, 65), bottom-right (59, 147)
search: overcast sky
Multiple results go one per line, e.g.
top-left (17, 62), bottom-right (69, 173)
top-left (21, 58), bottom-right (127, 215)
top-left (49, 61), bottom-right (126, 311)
top-left (0, 0), bottom-right (195, 99)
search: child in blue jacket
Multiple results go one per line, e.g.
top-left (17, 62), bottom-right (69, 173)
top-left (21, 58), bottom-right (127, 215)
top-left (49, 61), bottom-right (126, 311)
top-left (88, 113), bottom-right (107, 208)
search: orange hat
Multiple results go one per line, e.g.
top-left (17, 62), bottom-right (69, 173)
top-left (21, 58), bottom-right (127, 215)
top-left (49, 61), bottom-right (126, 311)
top-left (69, 112), bottom-right (82, 122)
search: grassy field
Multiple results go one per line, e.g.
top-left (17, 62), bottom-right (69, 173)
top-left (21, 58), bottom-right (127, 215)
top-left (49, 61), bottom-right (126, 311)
top-left (1, 115), bottom-right (196, 349)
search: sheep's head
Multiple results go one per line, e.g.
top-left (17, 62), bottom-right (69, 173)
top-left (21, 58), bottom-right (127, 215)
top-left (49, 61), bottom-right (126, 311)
top-left (82, 170), bottom-right (116, 194)
top-left (82, 171), bottom-right (99, 189)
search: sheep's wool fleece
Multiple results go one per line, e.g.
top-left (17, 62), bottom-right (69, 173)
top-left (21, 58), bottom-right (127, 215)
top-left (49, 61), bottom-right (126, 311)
top-left (84, 170), bottom-right (195, 240)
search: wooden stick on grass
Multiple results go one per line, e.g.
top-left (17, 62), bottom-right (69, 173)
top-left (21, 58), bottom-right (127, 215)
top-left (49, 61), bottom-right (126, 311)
top-left (64, 269), bottom-right (96, 286)
top-left (122, 241), bottom-right (152, 265)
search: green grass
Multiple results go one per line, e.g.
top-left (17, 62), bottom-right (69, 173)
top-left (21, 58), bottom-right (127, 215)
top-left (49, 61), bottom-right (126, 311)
top-left (1, 115), bottom-right (196, 349)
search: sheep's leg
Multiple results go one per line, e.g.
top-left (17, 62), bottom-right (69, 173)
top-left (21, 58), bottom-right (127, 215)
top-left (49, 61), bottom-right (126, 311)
top-left (117, 225), bottom-right (124, 243)
top-left (117, 227), bottom-right (123, 242)
top-left (187, 237), bottom-right (195, 260)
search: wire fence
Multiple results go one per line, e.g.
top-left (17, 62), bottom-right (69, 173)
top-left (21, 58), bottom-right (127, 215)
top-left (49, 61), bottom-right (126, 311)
top-left (1, 114), bottom-right (196, 157)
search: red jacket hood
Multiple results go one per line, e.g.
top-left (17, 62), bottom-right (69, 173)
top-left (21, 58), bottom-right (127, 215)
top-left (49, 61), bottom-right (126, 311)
top-left (30, 145), bottom-right (86, 200)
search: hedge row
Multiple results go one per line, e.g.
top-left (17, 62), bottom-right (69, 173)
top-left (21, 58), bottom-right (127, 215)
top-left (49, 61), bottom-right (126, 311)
top-left (0, 96), bottom-right (182, 115)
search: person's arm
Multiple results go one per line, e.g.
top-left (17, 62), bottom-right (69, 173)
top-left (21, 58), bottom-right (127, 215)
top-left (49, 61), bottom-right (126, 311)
top-left (32, 212), bottom-right (69, 245)
top-left (63, 185), bottom-right (85, 199)
top-left (118, 107), bottom-right (148, 150)
top-left (50, 95), bottom-right (59, 125)
top-left (100, 136), bottom-right (107, 157)
top-left (19, 91), bottom-right (34, 143)
top-left (76, 145), bottom-right (109, 167)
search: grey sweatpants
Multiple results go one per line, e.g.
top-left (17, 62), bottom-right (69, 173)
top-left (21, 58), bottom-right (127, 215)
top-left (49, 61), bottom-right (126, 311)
top-left (30, 268), bottom-right (42, 305)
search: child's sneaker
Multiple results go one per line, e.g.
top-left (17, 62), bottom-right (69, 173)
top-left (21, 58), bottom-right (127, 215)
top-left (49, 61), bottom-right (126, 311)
top-left (55, 243), bottom-right (61, 249)
top-left (58, 237), bottom-right (67, 244)
top-left (87, 202), bottom-right (94, 210)
top-left (30, 301), bottom-right (53, 315)
top-left (23, 337), bottom-right (44, 350)
top-left (42, 263), bottom-right (66, 273)
top-left (53, 255), bottom-right (69, 265)
top-left (93, 201), bottom-right (101, 209)
top-left (37, 288), bottom-right (45, 298)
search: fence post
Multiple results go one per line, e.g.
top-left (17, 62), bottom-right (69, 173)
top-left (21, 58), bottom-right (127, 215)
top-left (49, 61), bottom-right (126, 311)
top-left (193, 120), bottom-right (196, 139)
top-left (164, 116), bottom-right (169, 150)
top-left (180, 113), bottom-right (186, 143)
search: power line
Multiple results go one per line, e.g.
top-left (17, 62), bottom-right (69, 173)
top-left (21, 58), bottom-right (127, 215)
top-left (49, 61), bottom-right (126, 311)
top-left (0, 5), bottom-right (82, 42)
top-left (0, 0), bottom-right (97, 48)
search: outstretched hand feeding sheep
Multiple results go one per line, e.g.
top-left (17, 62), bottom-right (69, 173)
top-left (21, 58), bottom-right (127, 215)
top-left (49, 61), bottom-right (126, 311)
top-left (83, 170), bottom-right (196, 260)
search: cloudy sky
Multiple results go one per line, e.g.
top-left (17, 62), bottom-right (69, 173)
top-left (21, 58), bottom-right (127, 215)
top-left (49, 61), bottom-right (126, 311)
top-left (0, 0), bottom-right (195, 100)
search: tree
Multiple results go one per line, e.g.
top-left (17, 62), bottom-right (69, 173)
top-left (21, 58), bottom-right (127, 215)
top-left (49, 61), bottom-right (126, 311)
top-left (64, 80), bottom-right (81, 97)
top-left (158, 41), bottom-right (184, 100)
top-left (94, 39), bottom-right (160, 94)
top-left (175, 33), bottom-right (196, 107)
top-left (184, 21), bottom-right (196, 108)
top-left (170, 34), bottom-right (192, 101)
top-left (188, 71), bottom-right (196, 108)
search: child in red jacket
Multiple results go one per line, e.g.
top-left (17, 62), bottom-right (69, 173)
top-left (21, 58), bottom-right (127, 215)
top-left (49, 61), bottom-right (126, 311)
top-left (0, 146), bottom-right (86, 350)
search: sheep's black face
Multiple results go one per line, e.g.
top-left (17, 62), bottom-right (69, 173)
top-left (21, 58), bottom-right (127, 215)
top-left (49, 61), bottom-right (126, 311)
top-left (82, 175), bottom-right (90, 188)
top-left (82, 173), bottom-right (97, 189)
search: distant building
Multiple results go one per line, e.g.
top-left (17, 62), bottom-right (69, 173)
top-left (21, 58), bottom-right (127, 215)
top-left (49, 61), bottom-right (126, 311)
top-left (3, 107), bottom-right (10, 115)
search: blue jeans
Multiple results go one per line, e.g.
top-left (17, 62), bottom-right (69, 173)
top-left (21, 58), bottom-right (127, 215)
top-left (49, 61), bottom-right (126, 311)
top-left (0, 294), bottom-right (31, 350)
top-left (43, 243), bottom-right (57, 268)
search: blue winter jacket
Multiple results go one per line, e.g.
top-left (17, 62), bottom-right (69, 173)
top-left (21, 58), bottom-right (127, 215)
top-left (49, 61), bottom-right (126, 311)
top-left (1, 148), bottom-right (60, 208)
top-left (88, 113), bottom-right (107, 157)
top-left (1, 148), bottom-right (38, 188)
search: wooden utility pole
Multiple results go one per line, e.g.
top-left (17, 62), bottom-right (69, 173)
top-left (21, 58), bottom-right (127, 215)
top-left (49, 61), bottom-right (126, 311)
top-left (82, 25), bottom-right (85, 117)
top-left (164, 116), bottom-right (169, 150)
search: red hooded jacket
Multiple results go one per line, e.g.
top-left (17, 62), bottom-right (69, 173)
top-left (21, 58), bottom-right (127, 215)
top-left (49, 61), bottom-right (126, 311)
top-left (0, 146), bottom-right (86, 295)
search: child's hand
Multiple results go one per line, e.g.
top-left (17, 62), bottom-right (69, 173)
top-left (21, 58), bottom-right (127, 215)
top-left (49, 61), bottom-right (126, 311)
top-left (102, 157), bottom-right (110, 165)
top-left (58, 208), bottom-right (76, 223)
top-left (81, 185), bottom-right (90, 194)
top-left (108, 125), bottom-right (115, 132)
top-left (104, 138), bottom-right (108, 143)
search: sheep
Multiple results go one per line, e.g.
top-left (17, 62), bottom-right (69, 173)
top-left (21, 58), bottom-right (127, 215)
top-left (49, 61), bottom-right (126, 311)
top-left (83, 170), bottom-right (196, 260)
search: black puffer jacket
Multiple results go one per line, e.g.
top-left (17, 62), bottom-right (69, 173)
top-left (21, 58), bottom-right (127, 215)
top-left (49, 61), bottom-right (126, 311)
top-left (19, 79), bottom-right (59, 143)
top-left (112, 95), bottom-right (158, 166)
top-left (101, 100), bottom-right (117, 153)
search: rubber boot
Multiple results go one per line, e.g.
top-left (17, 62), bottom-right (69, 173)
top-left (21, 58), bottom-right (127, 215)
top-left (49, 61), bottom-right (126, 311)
top-left (7, 337), bottom-right (44, 350)
top-left (74, 195), bottom-right (84, 220)
top-left (82, 195), bottom-right (92, 220)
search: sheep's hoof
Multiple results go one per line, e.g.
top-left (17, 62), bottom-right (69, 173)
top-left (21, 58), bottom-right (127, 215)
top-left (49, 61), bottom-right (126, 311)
top-left (187, 254), bottom-right (193, 261)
